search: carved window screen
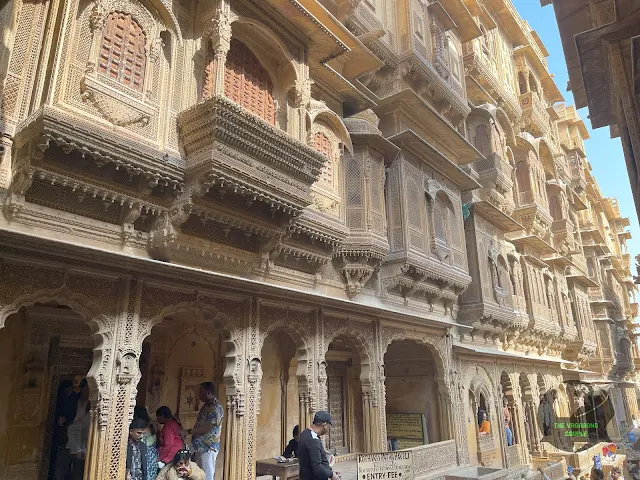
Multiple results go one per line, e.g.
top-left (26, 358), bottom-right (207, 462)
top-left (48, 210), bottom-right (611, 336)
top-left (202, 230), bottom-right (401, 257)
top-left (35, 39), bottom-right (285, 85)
top-left (314, 132), bottom-right (334, 186)
top-left (474, 124), bottom-right (490, 156)
top-left (515, 161), bottom-right (531, 205)
top-left (549, 195), bottom-right (562, 221)
top-left (224, 39), bottom-right (275, 125)
top-left (433, 196), bottom-right (449, 245)
top-left (98, 13), bottom-right (147, 92)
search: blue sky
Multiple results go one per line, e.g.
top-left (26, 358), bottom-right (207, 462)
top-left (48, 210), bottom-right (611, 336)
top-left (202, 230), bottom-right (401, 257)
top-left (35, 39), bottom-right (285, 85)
top-left (511, 0), bottom-right (639, 273)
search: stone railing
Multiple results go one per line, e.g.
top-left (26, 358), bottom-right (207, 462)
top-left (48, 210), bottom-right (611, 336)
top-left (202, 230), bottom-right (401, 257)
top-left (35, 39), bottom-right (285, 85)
top-left (506, 444), bottom-right (523, 468)
top-left (549, 443), bottom-right (602, 475)
top-left (403, 440), bottom-right (457, 479)
top-left (520, 91), bottom-right (550, 136)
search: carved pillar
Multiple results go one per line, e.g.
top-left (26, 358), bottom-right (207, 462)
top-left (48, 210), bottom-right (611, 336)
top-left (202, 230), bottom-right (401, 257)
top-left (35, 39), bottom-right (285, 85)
top-left (206, 8), bottom-right (232, 97)
top-left (223, 392), bottom-right (244, 480)
top-left (84, 407), bottom-right (100, 479)
top-left (377, 366), bottom-right (389, 452)
top-left (100, 279), bottom-right (145, 480)
top-left (439, 388), bottom-right (453, 441)
top-left (86, 2), bottom-right (107, 73)
top-left (526, 401), bottom-right (541, 454)
top-left (295, 77), bottom-right (312, 141)
top-left (362, 389), bottom-right (375, 453)
top-left (453, 381), bottom-right (470, 465)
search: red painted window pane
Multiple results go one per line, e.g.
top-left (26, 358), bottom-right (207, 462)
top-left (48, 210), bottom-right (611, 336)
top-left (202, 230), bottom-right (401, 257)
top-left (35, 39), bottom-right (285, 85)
top-left (223, 39), bottom-right (275, 125)
top-left (98, 13), bottom-right (147, 92)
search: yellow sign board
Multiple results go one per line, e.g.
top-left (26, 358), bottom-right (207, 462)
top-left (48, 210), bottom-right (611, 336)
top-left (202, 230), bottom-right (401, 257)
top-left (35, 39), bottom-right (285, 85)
top-left (395, 439), bottom-right (423, 450)
top-left (386, 413), bottom-right (425, 441)
top-left (357, 451), bottom-right (414, 480)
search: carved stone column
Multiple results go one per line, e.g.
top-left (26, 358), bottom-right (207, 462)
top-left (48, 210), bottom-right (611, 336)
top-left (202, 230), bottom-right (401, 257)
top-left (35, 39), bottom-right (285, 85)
top-left (527, 401), bottom-right (541, 454)
top-left (439, 388), bottom-right (453, 441)
top-left (223, 391), bottom-right (244, 480)
top-left (362, 389), bottom-right (375, 453)
top-left (205, 8), bottom-right (232, 97)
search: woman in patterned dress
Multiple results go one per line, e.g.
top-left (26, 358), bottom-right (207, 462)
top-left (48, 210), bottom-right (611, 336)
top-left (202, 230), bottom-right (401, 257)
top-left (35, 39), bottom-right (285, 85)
top-left (134, 406), bottom-right (159, 480)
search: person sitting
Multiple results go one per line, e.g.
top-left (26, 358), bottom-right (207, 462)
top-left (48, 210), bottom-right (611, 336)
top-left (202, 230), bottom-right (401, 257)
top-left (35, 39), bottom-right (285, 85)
top-left (478, 411), bottom-right (491, 435)
top-left (283, 425), bottom-right (300, 458)
top-left (156, 448), bottom-right (205, 480)
top-left (590, 468), bottom-right (604, 480)
top-left (156, 406), bottom-right (184, 467)
top-left (611, 467), bottom-right (622, 480)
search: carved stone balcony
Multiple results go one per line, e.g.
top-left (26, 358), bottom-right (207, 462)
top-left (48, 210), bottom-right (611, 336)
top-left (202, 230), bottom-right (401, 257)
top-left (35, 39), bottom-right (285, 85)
top-left (472, 153), bottom-right (515, 215)
top-left (510, 201), bottom-right (554, 251)
top-left (5, 105), bottom-right (181, 244)
top-left (177, 95), bottom-right (327, 218)
top-left (463, 42), bottom-right (522, 122)
top-left (519, 91), bottom-right (551, 137)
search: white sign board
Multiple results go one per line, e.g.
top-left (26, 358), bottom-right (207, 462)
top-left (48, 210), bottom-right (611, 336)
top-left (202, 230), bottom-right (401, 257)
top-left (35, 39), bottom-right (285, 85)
top-left (357, 451), bottom-right (414, 480)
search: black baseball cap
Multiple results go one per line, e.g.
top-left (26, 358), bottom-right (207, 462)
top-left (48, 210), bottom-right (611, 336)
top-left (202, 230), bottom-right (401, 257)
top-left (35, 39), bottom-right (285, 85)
top-left (313, 411), bottom-right (333, 425)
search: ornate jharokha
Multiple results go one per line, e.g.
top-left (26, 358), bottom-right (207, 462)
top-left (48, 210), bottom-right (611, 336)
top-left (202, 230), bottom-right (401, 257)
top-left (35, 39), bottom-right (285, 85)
top-left (0, 0), bottom-right (638, 479)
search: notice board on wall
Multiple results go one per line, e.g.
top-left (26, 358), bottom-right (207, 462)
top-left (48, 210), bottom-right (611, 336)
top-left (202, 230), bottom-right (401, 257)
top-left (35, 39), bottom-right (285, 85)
top-left (357, 451), bottom-right (414, 480)
top-left (386, 413), bottom-right (426, 451)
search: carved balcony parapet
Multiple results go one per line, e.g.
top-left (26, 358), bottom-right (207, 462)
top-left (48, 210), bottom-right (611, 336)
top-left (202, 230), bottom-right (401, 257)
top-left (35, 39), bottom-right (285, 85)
top-left (269, 237), bottom-right (333, 274)
top-left (290, 210), bottom-right (348, 250)
top-left (402, 54), bottom-right (471, 127)
top-left (344, 0), bottom-right (383, 37)
top-left (471, 152), bottom-right (515, 215)
top-left (463, 44), bottom-right (522, 122)
top-left (11, 105), bottom-right (183, 194)
top-left (510, 203), bottom-right (554, 246)
top-left (519, 91), bottom-right (551, 138)
top-left (177, 95), bottom-right (328, 217)
top-left (6, 163), bottom-right (168, 221)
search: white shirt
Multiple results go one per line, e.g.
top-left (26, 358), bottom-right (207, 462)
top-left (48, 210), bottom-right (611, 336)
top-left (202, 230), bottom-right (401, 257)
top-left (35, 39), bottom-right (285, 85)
top-left (67, 400), bottom-right (90, 454)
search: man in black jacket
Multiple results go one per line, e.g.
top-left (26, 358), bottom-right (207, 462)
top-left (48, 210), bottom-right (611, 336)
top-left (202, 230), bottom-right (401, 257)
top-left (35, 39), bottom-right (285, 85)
top-left (297, 411), bottom-right (340, 480)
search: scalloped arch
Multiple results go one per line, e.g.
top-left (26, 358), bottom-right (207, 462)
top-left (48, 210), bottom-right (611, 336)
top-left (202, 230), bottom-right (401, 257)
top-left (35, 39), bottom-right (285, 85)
top-left (142, 300), bottom-right (240, 387)
top-left (381, 332), bottom-right (448, 387)
top-left (307, 109), bottom-right (353, 154)
top-left (473, 104), bottom-right (517, 147)
top-left (323, 328), bottom-right (373, 385)
top-left (151, 0), bottom-right (183, 41)
top-left (0, 287), bottom-right (111, 404)
top-left (515, 132), bottom-right (537, 154)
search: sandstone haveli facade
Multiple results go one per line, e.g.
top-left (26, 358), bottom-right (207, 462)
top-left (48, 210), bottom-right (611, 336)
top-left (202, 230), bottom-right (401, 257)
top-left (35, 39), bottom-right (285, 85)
top-left (0, 1), bottom-right (638, 480)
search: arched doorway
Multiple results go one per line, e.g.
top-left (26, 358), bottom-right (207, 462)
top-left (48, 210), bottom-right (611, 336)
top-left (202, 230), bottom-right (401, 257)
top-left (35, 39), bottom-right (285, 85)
top-left (384, 340), bottom-right (446, 450)
top-left (500, 371), bottom-right (523, 468)
top-left (0, 302), bottom-right (97, 480)
top-left (138, 306), bottom-right (237, 480)
top-left (257, 329), bottom-right (301, 460)
top-left (466, 373), bottom-right (498, 468)
top-left (323, 335), bottom-right (367, 455)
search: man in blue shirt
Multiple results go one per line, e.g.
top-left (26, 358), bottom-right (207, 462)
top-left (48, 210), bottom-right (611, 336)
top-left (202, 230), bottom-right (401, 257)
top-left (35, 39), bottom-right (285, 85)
top-left (187, 382), bottom-right (224, 480)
